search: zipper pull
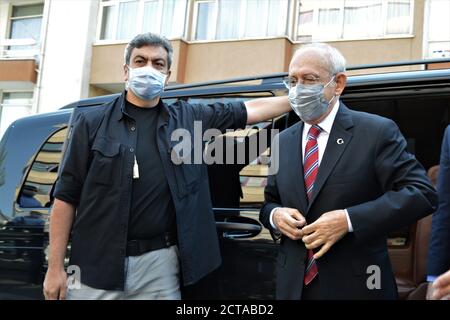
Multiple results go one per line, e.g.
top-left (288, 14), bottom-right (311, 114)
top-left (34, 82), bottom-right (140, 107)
top-left (133, 154), bottom-right (139, 179)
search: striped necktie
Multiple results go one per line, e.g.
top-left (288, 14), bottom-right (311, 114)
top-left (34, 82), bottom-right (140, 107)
top-left (303, 124), bottom-right (322, 286)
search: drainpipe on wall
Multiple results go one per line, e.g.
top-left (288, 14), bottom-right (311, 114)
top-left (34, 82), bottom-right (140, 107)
top-left (33, 0), bottom-right (51, 115)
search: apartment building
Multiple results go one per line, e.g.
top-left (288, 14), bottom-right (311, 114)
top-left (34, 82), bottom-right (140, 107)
top-left (0, 0), bottom-right (449, 137)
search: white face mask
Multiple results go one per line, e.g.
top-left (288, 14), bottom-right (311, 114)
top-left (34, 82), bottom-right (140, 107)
top-left (126, 66), bottom-right (167, 101)
top-left (288, 76), bottom-right (335, 122)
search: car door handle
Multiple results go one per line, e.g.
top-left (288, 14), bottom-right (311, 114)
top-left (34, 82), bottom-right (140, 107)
top-left (215, 221), bottom-right (262, 239)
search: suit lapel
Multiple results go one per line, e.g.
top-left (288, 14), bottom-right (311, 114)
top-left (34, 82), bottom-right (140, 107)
top-left (307, 104), bottom-right (354, 210)
top-left (287, 122), bottom-right (308, 213)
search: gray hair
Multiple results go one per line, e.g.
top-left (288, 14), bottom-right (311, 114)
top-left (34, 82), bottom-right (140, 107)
top-left (124, 33), bottom-right (174, 70)
top-left (295, 43), bottom-right (346, 75)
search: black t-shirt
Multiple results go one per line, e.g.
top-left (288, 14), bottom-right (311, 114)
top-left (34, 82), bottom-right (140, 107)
top-left (125, 100), bottom-right (176, 240)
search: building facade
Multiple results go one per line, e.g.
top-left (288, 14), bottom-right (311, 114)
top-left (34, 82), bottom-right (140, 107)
top-left (0, 0), bottom-right (449, 137)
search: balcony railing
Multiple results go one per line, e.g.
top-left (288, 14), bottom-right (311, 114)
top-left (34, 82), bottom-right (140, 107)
top-left (0, 38), bottom-right (40, 59)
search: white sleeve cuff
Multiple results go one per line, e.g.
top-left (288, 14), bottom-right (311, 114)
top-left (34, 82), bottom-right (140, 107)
top-left (269, 207), bottom-right (280, 230)
top-left (345, 209), bottom-right (353, 232)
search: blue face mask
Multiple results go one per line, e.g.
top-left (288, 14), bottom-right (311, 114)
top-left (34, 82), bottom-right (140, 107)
top-left (126, 66), bottom-right (167, 101)
top-left (288, 76), bottom-right (335, 123)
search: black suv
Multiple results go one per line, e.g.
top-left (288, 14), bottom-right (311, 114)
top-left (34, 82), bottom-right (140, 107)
top-left (1, 60), bottom-right (449, 299)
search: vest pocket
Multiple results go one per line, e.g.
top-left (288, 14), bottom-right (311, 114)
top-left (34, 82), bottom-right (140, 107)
top-left (90, 138), bottom-right (122, 185)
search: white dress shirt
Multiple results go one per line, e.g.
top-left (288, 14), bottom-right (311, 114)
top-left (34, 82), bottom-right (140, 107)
top-left (269, 99), bottom-right (354, 232)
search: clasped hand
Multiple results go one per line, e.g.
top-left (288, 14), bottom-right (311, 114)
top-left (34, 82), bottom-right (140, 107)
top-left (273, 208), bottom-right (349, 259)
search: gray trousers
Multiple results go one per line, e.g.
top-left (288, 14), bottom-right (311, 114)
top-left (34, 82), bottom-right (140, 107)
top-left (66, 245), bottom-right (181, 300)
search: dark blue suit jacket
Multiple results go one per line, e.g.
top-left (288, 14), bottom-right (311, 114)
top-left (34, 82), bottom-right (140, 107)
top-left (428, 125), bottom-right (450, 277)
top-left (260, 103), bottom-right (437, 299)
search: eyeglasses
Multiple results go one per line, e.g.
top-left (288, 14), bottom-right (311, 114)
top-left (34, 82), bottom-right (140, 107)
top-left (283, 75), bottom-right (334, 89)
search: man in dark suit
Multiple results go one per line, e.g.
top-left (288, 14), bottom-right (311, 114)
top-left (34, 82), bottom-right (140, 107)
top-left (427, 125), bottom-right (450, 299)
top-left (259, 43), bottom-right (437, 300)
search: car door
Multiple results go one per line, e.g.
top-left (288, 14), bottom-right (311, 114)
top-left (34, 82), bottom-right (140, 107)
top-left (0, 125), bottom-right (68, 299)
top-left (177, 94), bottom-right (288, 299)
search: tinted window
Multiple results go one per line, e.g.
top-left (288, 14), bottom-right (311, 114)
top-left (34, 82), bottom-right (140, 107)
top-left (17, 127), bottom-right (67, 208)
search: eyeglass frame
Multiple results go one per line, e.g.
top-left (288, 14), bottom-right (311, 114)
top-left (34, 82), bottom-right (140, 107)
top-left (282, 74), bottom-right (337, 90)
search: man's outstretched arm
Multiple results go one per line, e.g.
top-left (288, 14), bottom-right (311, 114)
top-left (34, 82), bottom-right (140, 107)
top-left (245, 96), bottom-right (290, 125)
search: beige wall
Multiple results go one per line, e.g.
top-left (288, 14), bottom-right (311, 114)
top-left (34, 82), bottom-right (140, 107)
top-left (90, 38), bottom-right (292, 86)
top-left (325, 38), bottom-right (418, 66)
top-left (316, 37), bottom-right (421, 75)
top-left (183, 38), bottom-right (292, 83)
top-left (171, 39), bottom-right (188, 83)
top-left (90, 43), bottom-right (127, 85)
top-left (90, 39), bottom-right (188, 92)
top-left (89, 38), bottom-right (293, 91)
top-left (90, 35), bottom-right (426, 92)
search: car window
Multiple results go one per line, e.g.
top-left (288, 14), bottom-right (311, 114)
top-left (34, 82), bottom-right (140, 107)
top-left (16, 127), bottom-right (68, 209)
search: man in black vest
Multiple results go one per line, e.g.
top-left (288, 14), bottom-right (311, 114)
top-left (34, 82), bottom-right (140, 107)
top-left (43, 32), bottom-right (291, 300)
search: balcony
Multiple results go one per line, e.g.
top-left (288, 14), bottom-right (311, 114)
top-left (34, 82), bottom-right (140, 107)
top-left (0, 38), bottom-right (39, 59)
top-left (0, 39), bottom-right (38, 88)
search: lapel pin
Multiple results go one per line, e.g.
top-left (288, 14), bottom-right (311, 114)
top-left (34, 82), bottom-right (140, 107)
top-left (337, 138), bottom-right (344, 145)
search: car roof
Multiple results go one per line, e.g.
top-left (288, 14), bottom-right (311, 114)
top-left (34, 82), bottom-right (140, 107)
top-left (60, 58), bottom-right (450, 109)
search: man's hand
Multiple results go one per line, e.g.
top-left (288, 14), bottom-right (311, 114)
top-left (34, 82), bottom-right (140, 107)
top-left (43, 267), bottom-right (68, 300)
top-left (426, 282), bottom-right (436, 300)
top-left (273, 207), bottom-right (306, 240)
top-left (431, 269), bottom-right (450, 300)
top-left (44, 199), bottom-right (75, 300)
top-left (301, 209), bottom-right (348, 259)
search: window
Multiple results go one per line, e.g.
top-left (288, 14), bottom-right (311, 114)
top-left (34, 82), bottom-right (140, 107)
top-left (194, 1), bottom-right (217, 40)
top-left (0, 92), bottom-right (33, 139)
top-left (317, 6), bottom-right (342, 40)
top-left (386, 0), bottom-right (411, 34)
top-left (217, 0), bottom-right (240, 40)
top-left (99, 0), bottom-right (187, 41)
top-left (193, 0), bottom-right (288, 41)
top-left (17, 128), bottom-right (68, 209)
top-left (297, 0), bottom-right (413, 42)
top-left (159, 0), bottom-right (189, 38)
top-left (426, 0), bottom-right (450, 58)
top-left (343, 0), bottom-right (383, 39)
top-left (8, 3), bottom-right (44, 51)
top-left (117, 0), bottom-right (139, 40)
top-left (244, 0), bottom-right (288, 38)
